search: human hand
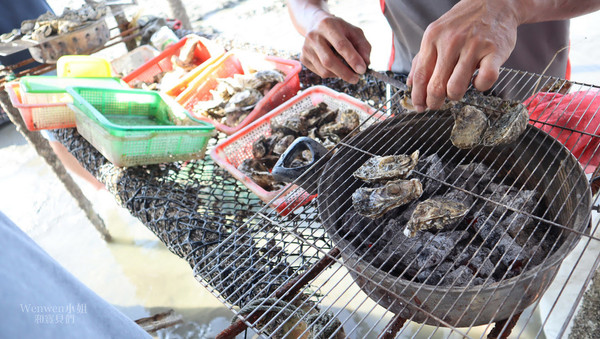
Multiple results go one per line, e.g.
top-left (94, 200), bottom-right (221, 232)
top-left (300, 11), bottom-right (371, 83)
top-left (407, 0), bottom-right (520, 112)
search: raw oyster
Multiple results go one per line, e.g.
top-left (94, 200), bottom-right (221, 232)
top-left (403, 197), bottom-right (469, 237)
top-left (318, 109), bottom-right (360, 137)
top-left (481, 101), bottom-right (529, 146)
top-left (450, 105), bottom-right (488, 149)
top-left (352, 178), bottom-right (423, 219)
top-left (353, 150), bottom-right (420, 183)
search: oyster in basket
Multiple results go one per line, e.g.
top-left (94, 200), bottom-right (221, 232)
top-left (353, 150), bottom-right (420, 183)
top-left (352, 178), bottom-right (423, 219)
top-left (403, 197), bottom-right (469, 237)
top-left (318, 109), bottom-right (360, 137)
top-left (450, 105), bottom-right (489, 149)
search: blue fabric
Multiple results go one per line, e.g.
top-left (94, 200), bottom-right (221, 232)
top-left (0, 210), bottom-right (151, 338)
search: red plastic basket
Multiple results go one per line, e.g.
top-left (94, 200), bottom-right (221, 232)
top-left (176, 50), bottom-right (302, 135)
top-left (121, 36), bottom-right (223, 96)
top-left (5, 82), bottom-right (74, 131)
top-left (210, 85), bottom-right (383, 215)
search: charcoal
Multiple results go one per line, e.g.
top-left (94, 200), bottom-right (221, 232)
top-left (483, 183), bottom-right (537, 218)
top-left (446, 162), bottom-right (494, 194)
top-left (501, 212), bottom-right (534, 239)
top-left (340, 210), bottom-right (382, 245)
top-left (473, 214), bottom-right (530, 267)
top-left (455, 244), bottom-right (495, 277)
top-left (414, 231), bottom-right (470, 271)
top-left (414, 154), bottom-right (446, 198)
top-left (441, 265), bottom-right (475, 286)
top-left (416, 261), bottom-right (454, 284)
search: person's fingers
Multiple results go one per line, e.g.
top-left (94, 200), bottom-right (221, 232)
top-left (446, 48), bottom-right (480, 101)
top-left (301, 47), bottom-right (336, 79)
top-left (406, 53), bottom-right (419, 88)
top-left (409, 48), bottom-right (436, 112)
top-left (312, 39), bottom-right (360, 83)
top-left (473, 53), bottom-right (502, 92)
top-left (347, 27), bottom-right (371, 70)
top-left (426, 51), bottom-right (459, 110)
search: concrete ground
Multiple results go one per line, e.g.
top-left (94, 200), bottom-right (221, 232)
top-left (2, 1), bottom-right (600, 338)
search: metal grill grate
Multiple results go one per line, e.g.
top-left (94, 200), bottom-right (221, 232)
top-left (196, 68), bottom-right (600, 338)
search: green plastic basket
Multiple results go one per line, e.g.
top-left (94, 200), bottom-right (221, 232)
top-left (66, 86), bottom-right (215, 167)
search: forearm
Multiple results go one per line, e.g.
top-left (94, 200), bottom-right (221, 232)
top-left (513, 0), bottom-right (600, 24)
top-left (287, 0), bottom-right (331, 36)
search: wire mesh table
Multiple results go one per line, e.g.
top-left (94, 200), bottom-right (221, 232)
top-left (1, 27), bottom-right (600, 337)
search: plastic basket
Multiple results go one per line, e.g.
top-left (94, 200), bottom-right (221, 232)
top-left (110, 45), bottom-right (160, 77)
top-left (57, 55), bottom-right (113, 77)
top-left (177, 50), bottom-right (302, 135)
top-left (6, 82), bottom-right (72, 131)
top-left (67, 86), bottom-right (215, 167)
top-left (121, 36), bottom-right (224, 96)
top-left (210, 85), bottom-right (381, 215)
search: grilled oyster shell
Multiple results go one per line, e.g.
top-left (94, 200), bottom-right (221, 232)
top-left (450, 105), bottom-right (489, 149)
top-left (352, 178), bottom-right (423, 219)
top-left (481, 101), bottom-right (529, 146)
top-left (403, 197), bottom-right (469, 237)
top-left (353, 150), bottom-right (420, 183)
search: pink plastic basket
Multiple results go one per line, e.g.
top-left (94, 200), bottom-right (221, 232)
top-left (210, 85), bottom-right (383, 215)
top-left (176, 50), bottom-right (302, 135)
top-left (6, 82), bottom-right (74, 131)
top-left (122, 36), bottom-right (223, 96)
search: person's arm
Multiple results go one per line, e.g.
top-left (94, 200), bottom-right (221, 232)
top-left (407, 0), bottom-right (600, 113)
top-left (287, 0), bottom-right (371, 83)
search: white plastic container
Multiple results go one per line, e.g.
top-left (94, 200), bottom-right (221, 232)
top-left (150, 26), bottom-right (179, 51)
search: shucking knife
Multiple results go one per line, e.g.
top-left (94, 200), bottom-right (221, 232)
top-left (366, 68), bottom-right (410, 92)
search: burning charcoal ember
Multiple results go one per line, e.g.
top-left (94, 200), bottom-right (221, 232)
top-left (446, 162), bottom-right (494, 194)
top-left (483, 183), bottom-right (538, 219)
top-left (414, 153), bottom-right (446, 198)
top-left (414, 230), bottom-right (470, 270)
top-left (502, 212), bottom-right (534, 239)
top-left (441, 265), bottom-right (477, 286)
top-left (416, 261), bottom-right (454, 284)
top-left (472, 215), bottom-right (530, 268)
top-left (340, 210), bottom-right (383, 245)
top-left (353, 151), bottom-right (420, 183)
top-left (455, 245), bottom-right (495, 278)
top-left (450, 105), bottom-right (488, 149)
top-left (352, 178), bottom-right (423, 219)
top-left (403, 198), bottom-right (469, 237)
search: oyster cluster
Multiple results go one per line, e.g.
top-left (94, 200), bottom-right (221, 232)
top-left (450, 93), bottom-right (529, 149)
top-left (399, 91), bottom-right (529, 149)
top-left (1, 2), bottom-right (107, 43)
top-left (193, 69), bottom-right (286, 127)
top-left (238, 102), bottom-right (361, 191)
top-left (352, 151), bottom-right (469, 237)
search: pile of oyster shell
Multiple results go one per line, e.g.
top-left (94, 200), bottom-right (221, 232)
top-left (130, 35), bottom-right (208, 91)
top-left (0, 2), bottom-right (107, 43)
top-left (401, 91), bottom-right (529, 149)
top-left (192, 69), bottom-right (286, 127)
top-left (352, 151), bottom-right (469, 237)
top-left (237, 102), bottom-right (361, 191)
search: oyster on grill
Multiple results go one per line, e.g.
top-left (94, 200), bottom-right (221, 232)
top-left (352, 178), bottom-right (423, 219)
top-left (481, 101), bottom-right (529, 146)
top-left (450, 105), bottom-right (489, 149)
top-left (403, 197), bottom-right (469, 237)
top-left (353, 150), bottom-right (420, 183)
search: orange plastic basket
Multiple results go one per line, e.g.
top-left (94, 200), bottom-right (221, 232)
top-left (121, 36), bottom-right (223, 96)
top-left (6, 82), bottom-right (74, 130)
top-left (210, 85), bottom-right (383, 215)
top-left (176, 50), bottom-right (302, 135)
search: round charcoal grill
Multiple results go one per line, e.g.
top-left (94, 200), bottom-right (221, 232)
top-left (316, 110), bottom-right (592, 327)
